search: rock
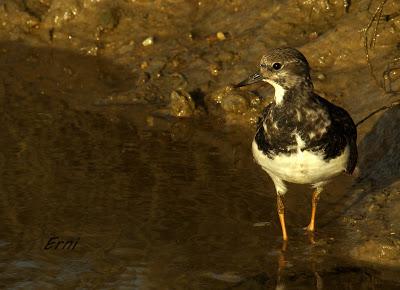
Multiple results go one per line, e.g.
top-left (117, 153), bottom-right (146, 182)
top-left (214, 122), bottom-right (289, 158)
top-left (221, 93), bottom-right (248, 113)
top-left (205, 85), bottom-right (264, 125)
top-left (209, 86), bottom-right (249, 113)
top-left (97, 8), bottom-right (119, 31)
top-left (308, 31), bottom-right (319, 40)
top-left (142, 36), bottom-right (154, 47)
top-left (209, 64), bottom-right (220, 76)
top-left (216, 31), bottom-right (226, 41)
top-left (316, 72), bottom-right (326, 80)
top-left (24, 0), bottom-right (51, 20)
top-left (350, 239), bottom-right (400, 267)
top-left (167, 90), bottom-right (195, 118)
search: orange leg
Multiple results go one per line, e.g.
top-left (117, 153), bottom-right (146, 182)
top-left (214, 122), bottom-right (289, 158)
top-left (306, 189), bottom-right (321, 232)
top-left (277, 195), bottom-right (288, 241)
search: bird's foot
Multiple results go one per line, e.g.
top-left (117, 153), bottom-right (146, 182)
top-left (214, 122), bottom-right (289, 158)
top-left (303, 225), bottom-right (316, 244)
top-left (303, 224), bottom-right (315, 232)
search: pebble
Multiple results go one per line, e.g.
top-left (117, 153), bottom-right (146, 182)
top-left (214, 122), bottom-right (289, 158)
top-left (216, 31), bottom-right (226, 41)
top-left (316, 72), bottom-right (326, 80)
top-left (146, 116), bottom-right (154, 127)
top-left (309, 31), bottom-right (319, 40)
top-left (209, 64), bottom-right (219, 76)
top-left (389, 68), bottom-right (400, 80)
top-left (142, 36), bottom-right (154, 47)
top-left (140, 61), bottom-right (148, 69)
top-left (168, 90), bottom-right (195, 117)
top-left (221, 93), bottom-right (248, 113)
top-left (253, 222), bottom-right (271, 227)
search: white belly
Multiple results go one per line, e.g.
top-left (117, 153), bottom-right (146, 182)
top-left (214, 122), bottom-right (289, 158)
top-left (252, 140), bottom-right (349, 185)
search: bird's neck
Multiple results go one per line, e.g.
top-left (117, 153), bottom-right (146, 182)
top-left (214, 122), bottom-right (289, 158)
top-left (267, 79), bottom-right (314, 106)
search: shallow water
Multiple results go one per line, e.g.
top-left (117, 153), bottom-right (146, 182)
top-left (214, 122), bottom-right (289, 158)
top-left (0, 43), bottom-right (399, 289)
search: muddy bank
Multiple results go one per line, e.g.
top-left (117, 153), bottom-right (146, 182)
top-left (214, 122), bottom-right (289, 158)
top-left (0, 0), bottom-right (400, 288)
top-left (1, 0), bottom-right (400, 125)
top-left (3, 0), bottom-right (399, 125)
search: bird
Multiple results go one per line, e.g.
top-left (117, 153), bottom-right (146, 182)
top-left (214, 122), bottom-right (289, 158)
top-left (235, 47), bottom-right (357, 241)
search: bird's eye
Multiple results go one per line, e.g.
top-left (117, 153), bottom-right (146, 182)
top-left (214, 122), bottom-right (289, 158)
top-left (260, 63), bottom-right (267, 68)
top-left (272, 62), bottom-right (282, 70)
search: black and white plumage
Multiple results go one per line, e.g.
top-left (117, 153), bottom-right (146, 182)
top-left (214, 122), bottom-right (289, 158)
top-left (236, 47), bottom-right (357, 241)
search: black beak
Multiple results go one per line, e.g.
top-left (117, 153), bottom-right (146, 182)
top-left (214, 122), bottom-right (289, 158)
top-left (234, 72), bottom-right (263, 88)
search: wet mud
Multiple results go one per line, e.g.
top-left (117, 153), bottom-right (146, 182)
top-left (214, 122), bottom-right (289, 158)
top-left (0, 0), bottom-right (400, 289)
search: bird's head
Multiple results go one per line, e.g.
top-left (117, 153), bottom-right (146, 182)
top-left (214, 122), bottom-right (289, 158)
top-left (235, 48), bottom-right (313, 101)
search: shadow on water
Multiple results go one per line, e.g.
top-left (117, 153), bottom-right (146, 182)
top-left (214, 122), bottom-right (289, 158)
top-left (0, 41), bottom-right (399, 289)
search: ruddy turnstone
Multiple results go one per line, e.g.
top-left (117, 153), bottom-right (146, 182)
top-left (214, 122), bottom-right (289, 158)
top-left (235, 47), bottom-right (357, 241)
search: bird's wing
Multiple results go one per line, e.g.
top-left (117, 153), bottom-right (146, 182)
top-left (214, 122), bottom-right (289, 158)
top-left (316, 96), bottom-right (358, 174)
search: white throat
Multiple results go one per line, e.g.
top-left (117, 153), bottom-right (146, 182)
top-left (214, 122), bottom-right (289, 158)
top-left (266, 80), bottom-right (285, 105)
